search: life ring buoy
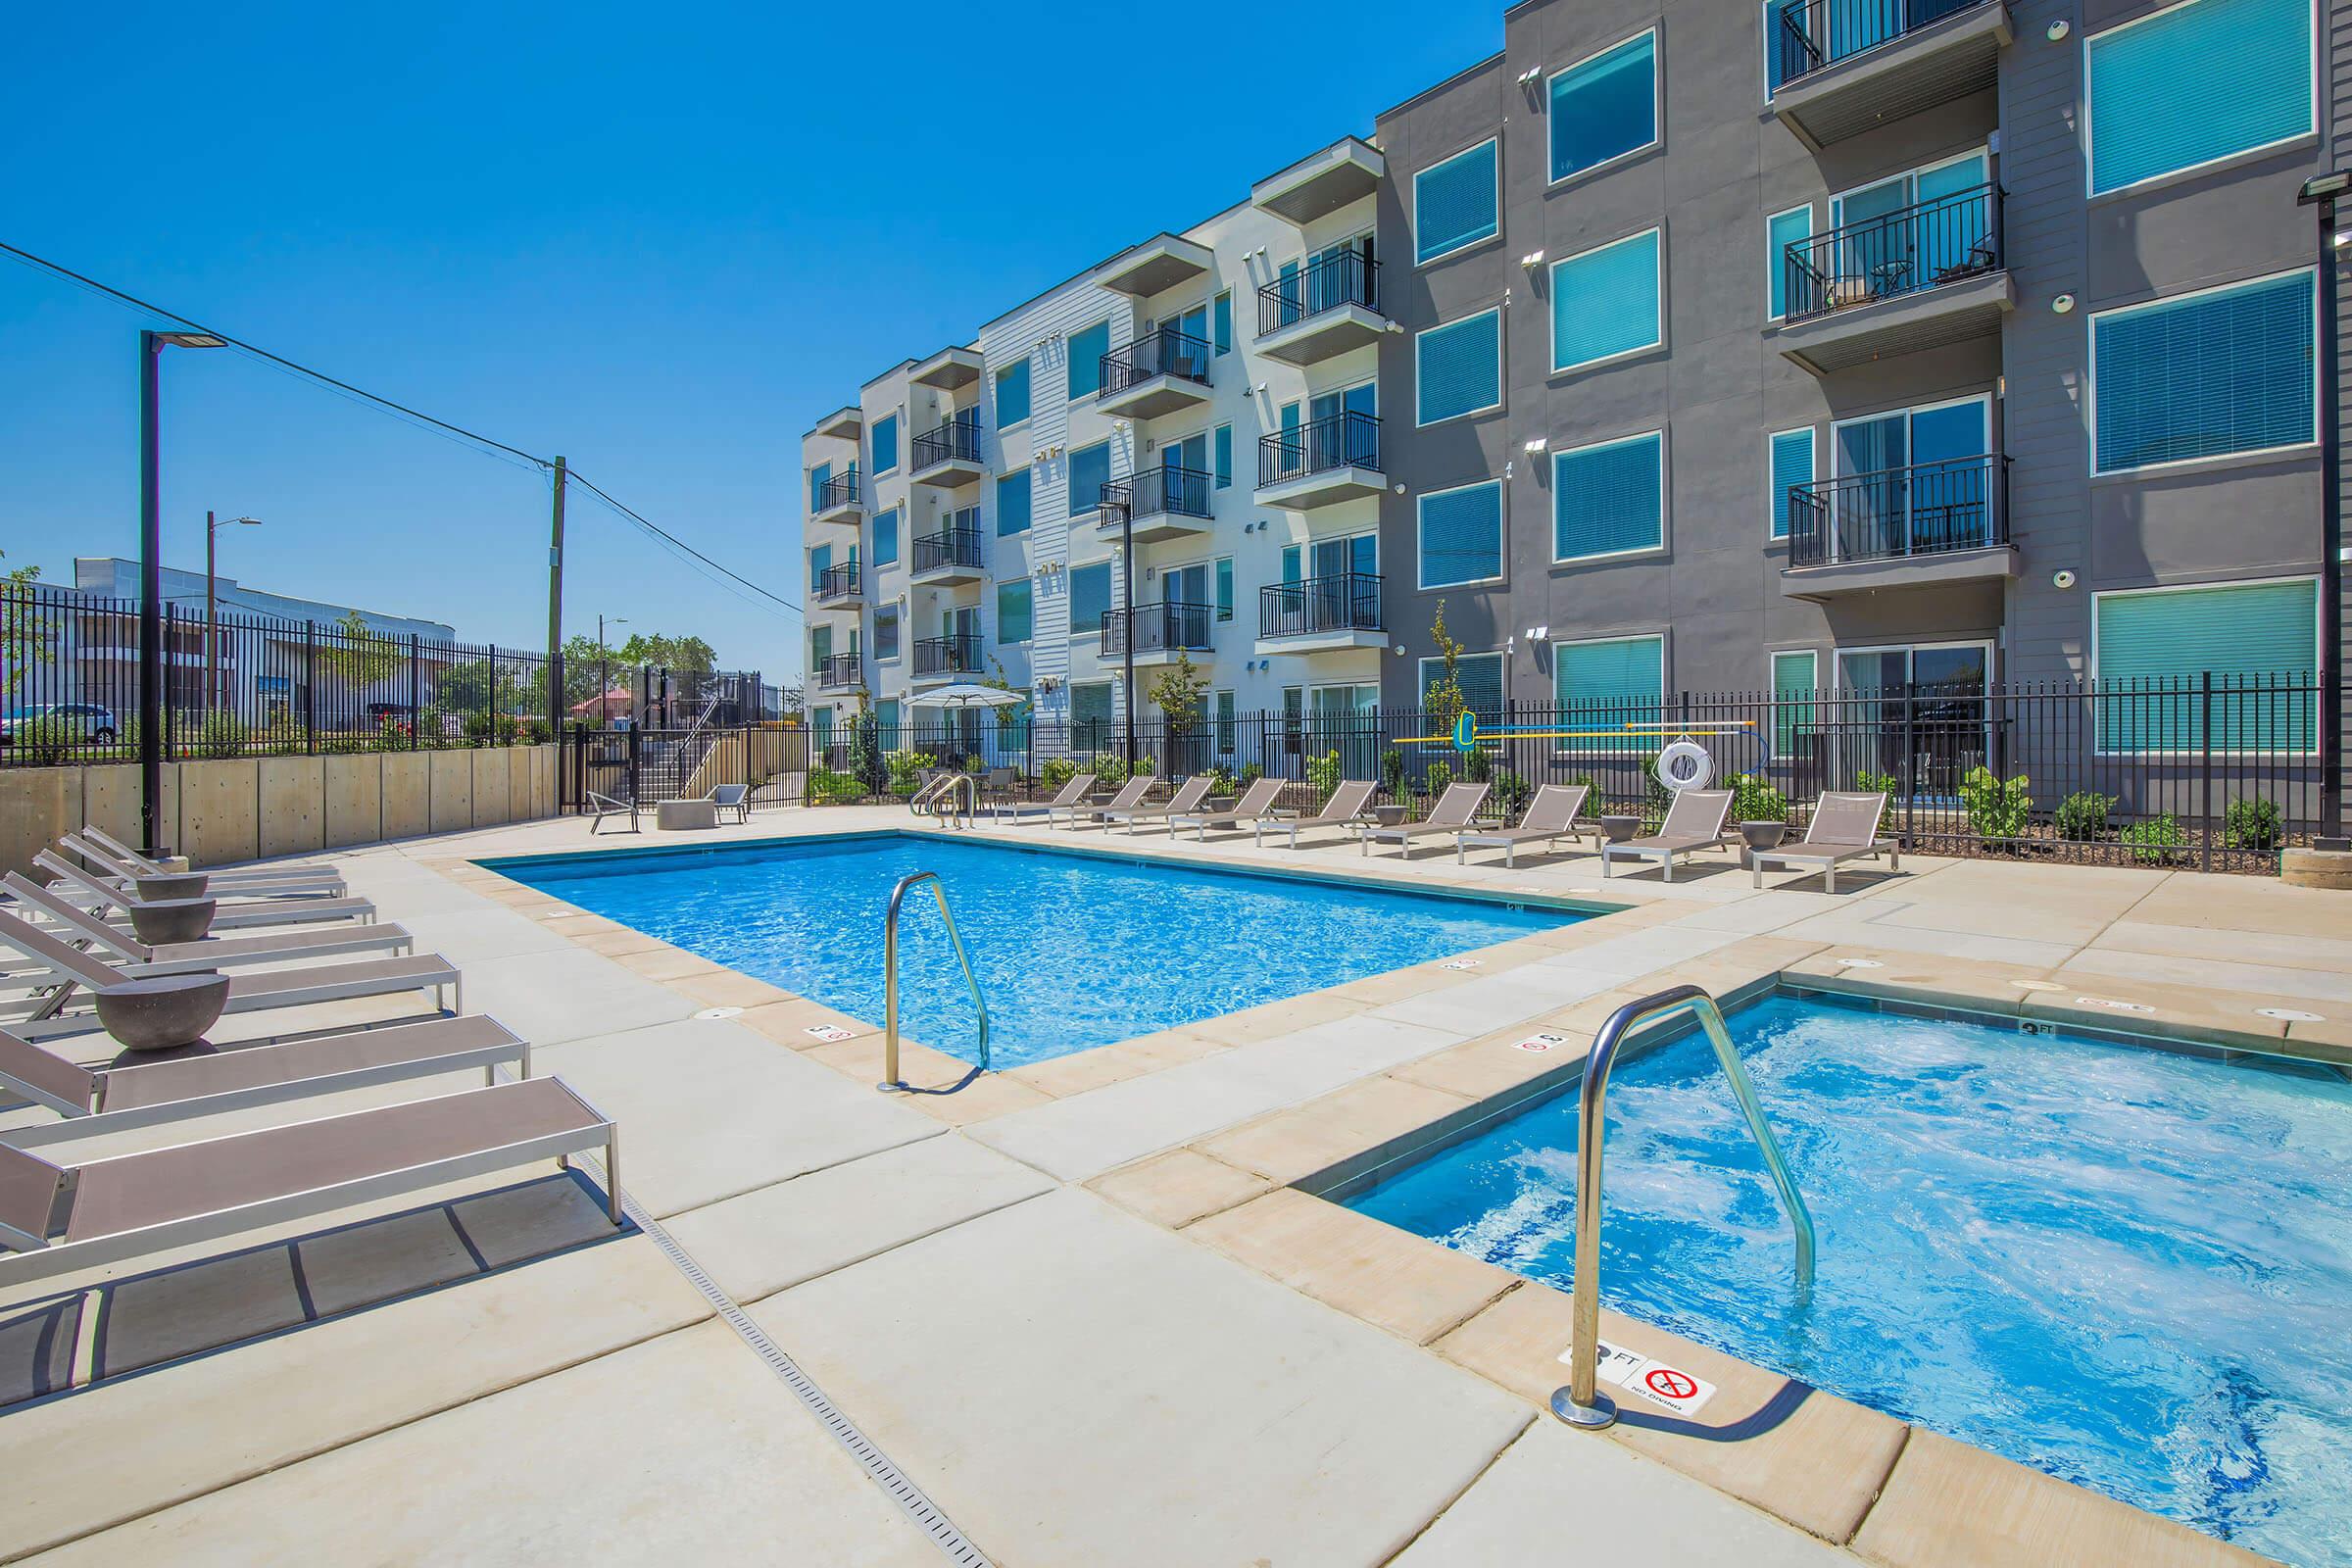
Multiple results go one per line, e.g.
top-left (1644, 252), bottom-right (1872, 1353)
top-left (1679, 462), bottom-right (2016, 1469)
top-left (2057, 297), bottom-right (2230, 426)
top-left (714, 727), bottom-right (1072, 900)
top-left (1654, 738), bottom-right (1715, 793)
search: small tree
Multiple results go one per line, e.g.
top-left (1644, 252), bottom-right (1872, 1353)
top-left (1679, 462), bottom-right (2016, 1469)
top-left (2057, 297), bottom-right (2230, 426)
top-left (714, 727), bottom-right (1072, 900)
top-left (1148, 649), bottom-right (1207, 766)
top-left (1, 553), bottom-right (50, 697)
top-left (315, 611), bottom-right (406, 690)
top-left (847, 693), bottom-right (886, 793)
top-left (1423, 600), bottom-right (1467, 735)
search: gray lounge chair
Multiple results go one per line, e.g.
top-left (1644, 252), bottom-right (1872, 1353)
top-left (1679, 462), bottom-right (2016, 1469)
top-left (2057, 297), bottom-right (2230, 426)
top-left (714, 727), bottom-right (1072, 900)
top-left (1171, 775), bottom-right (1288, 840)
top-left (1258, 779), bottom-right (1378, 848)
top-left (34, 851), bottom-right (378, 930)
top-left (1456, 783), bottom-right (1594, 867)
top-left (588, 789), bottom-right (639, 834)
top-left (1004, 771), bottom-right (1097, 823)
top-left (75, 828), bottom-right (346, 896)
top-left (1102, 774), bottom-right (1215, 833)
top-left (706, 783), bottom-right (751, 824)
top-left (1054, 775), bottom-right (1152, 830)
top-left (0, 1075), bottom-right (619, 1287)
top-left (1, 873), bottom-right (414, 976)
top-left (1363, 783), bottom-right (1490, 858)
top-left (0, 1015), bottom-right (529, 1149)
top-left (1600, 789), bottom-right (1737, 882)
top-left (1750, 791), bottom-right (1899, 894)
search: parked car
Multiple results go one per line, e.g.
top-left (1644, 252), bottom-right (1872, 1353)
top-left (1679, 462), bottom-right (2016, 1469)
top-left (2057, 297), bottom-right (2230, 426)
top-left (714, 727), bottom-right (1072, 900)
top-left (0, 703), bottom-right (118, 746)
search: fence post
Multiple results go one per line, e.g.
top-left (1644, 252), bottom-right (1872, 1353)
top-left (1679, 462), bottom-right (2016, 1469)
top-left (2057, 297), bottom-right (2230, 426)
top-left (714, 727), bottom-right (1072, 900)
top-left (1901, 681), bottom-right (1918, 846)
top-left (627, 724), bottom-right (642, 805)
top-left (163, 603), bottom-right (177, 762)
top-left (303, 620), bottom-right (318, 754)
top-left (2199, 671), bottom-right (2215, 873)
top-left (408, 634), bottom-right (421, 749)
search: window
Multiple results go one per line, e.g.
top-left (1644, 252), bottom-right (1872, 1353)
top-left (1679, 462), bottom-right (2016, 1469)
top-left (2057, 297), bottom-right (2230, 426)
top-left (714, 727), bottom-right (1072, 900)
top-left (1768, 427), bottom-right (1815, 541)
top-left (1069, 320), bottom-right (1110, 401)
top-left (2090, 270), bottom-right (2316, 473)
top-left (1766, 204), bottom-right (1810, 320)
top-left (1068, 441), bottom-right (1111, 516)
top-left (1213, 423), bottom-right (1233, 489)
top-left (875, 698), bottom-right (900, 744)
top-left (808, 543), bottom-right (831, 593)
top-left (1069, 562), bottom-right (1112, 638)
top-left (1762, 0), bottom-right (1795, 94)
top-left (997, 469), bottom-right (1033, 536)
top-left (1554, 634), bottom-right (1664, 725)
top-left (1415, 308), bottom-right (1502, 425)
top-left (1420, 652), bottom-right (1504, 719)
top-left (1413, 138), bottom-right (1499, 265)
top-left (2094, 579), bottom-right (2318, 752)
top-left (1553, 432), bottom-right (1664, 561)
top-left (1215, 557), bottom-right (1234, 622)
top-left (870, 414), bottom-right (899, 476)
top-left (1549, 31), bottom-right (1658, 183)
top-left (808, 462), bottom-right (831, 513)
top-left (1215, 690), bottom-right (1237, 754)
top-left (1071, 681), bottom-right (1115, 748)
top-left (1212, 292), bottom-right (1233, 355)
top-left (2086, 0), bottom-right (2314, 195)
top-left (872, 507), bottom-right (900, 565)
top-left (997, 579), bottom-right (1034, 643)
top-left (1417, 480), bottom-right (1504, 587)
top-left (1550, 228), bottom-right (1663, 372)
top-left (1770, 650), bottom-right (1817, 756)
top-left (875, 606), bottom-right (901, 662)
top-left (996, 359), bottom-right (1031, 427)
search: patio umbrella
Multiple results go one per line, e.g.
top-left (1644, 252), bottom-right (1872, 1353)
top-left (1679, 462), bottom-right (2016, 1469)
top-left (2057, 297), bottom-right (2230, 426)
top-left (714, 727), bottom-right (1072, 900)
top-left (903, 684), bottom-right (1025, 710)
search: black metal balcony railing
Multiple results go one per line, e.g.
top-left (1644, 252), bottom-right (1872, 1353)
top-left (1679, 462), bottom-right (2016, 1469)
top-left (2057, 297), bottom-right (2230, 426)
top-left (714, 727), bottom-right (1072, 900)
top-left (913, 635), bottom-right (983, 679)
top-left (814, 470), bottom-right (860, 512)
top-left (912, 414), bottom-right (983, 470)
top-left (1260, 572), bottom-right (1383, 639)
top-left (812, 563), bottom-right (860, 602)
top-left (1773, 0), bottom-right (1989, 85)
top-left (1100, 326), bottom-right (1212, 401)
top-left (1785, 182), bottom-right (2002, 322)
top-left (1101, 601), bottom-right (1214, 659)
top-left (1102, 465), bottom-right (1214, 523)
top-left (1257, 412), bottom-right (1382, 488)
top-left (1786, 454), bottom-right (2009, 569)
top-left (815, 652), bottom-right (861, 689)
top-left (1256, 252), bottom-right (1381, 336)
top-left (911, 526), bottom-right (984, 575)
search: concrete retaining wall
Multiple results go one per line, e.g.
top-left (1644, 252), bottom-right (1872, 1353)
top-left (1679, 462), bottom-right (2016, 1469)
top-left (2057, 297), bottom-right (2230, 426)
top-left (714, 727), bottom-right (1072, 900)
top-left (0, 746), bottom-right (560, 877)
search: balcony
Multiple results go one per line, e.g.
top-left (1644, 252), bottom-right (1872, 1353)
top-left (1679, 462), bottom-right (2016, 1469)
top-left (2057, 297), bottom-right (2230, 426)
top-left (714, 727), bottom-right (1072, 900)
top-left (1099, 465), bottom-right (1214, 544)
top-left (1775, 183), bottom-right (2010, 374)
top-left (1251, 137), bottom-right (1384, 226)
top-left (1255, 572), bottom-right (1385, 655)
top-left (810, 471), bottom-right (862, 526)
top-left (1254, 413), bottom-right (1384, 510)
top-left (909, 346), bottom-right (983, 392)
top-left (1253, 253), bottom-right (1387, 366)
top-left (912, 634), bottom-right (983, 684)
top-left (910, 414), bottom-right (985, 489)
top-left (910, 524), bottom-right (985, 587)
top-left (1102, 601), bottom-right (1213, 664)
top-left (1092, 234), bottom-right (1213, 298)
top-left (815, 652), bottom-right (862, 692)
top-left (1769, 0), bottom-right (2011, 149)
top-left (1781, 454), bottom-right (2015, 598)
top-left (1095, 326), bottom-right (1213, 420)
top-left (811, 406), bottom-right (861, 440)
top-left (811, 562), bottom-right (862, 609)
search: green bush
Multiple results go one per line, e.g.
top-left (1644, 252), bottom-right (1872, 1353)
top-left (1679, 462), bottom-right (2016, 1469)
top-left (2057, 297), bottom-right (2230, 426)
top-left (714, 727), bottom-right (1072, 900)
top-left (886, 750), bottom-right (938, 796)
top-left (1958, 766), bottom-right (2032, 840)
top-left (2224, 797), bottom-right (2283, 854)
top-left (1463, 745), bottom-right (1492, 783)
top-left (2054, 791), bottom-right (2116, 842)
top-left (1423, 760), bottom-right (1454, 807)
top-left (194, 711), bottom-right (250, 760)
top-left (1380, 748), bottom-right (1406, 799)
top-left (1304, 749), bottom-right (1342, 804)
top-left (523, 717), bottom-right (553, 746)
top-left (1856, 769), bottom-right (1899, 797)
top-left (1038, 757), bottom-right (1077, 793)
top-left (2120, 812), bottom-right (2187, 864)
top-left (1236, 761), bottom-right (1263, 789)
top-left (1490, 768), bottom-right (1532, 816)
top-left (1092, 753), bottom-right (1129, 789)
top-left (1205, 763), bottom-right (1236, 795)
top-left (808, 766), bottom-right (864, 805)
top-left (1728, 771), bottom-right (1788, 825)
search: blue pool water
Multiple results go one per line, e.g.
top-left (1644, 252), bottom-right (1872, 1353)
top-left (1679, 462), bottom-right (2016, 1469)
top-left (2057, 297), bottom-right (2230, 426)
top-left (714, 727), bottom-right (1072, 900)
top-left (1349, 993), bottom-right (2352, 1567)
top-left (489, 833), bottom-right (1579, 1066)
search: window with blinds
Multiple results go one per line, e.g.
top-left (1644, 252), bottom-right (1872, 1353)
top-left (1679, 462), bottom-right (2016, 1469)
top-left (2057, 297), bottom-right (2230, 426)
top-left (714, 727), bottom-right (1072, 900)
top-left (1553, 432), bottom-right (1664, 561)
top-left (1769, 428), bottom-right (1814, 540)
top-left (2090, 270), bottom-right (2315, 473)
top-left (1550, 228), bottom-right (1662, 372)
top-left (1416, 309), bottom-right (1502, 425)
top-left (1770, 649), bottom-right (1817, 756)
top-left (1413, 139), bottom-right (1499, 265)
top-left (2093, 579), bottom-right (2317, 752)
top-left (1554, 635), bottom-right (1664, 724)
top-left (1549, 31), bottom-right (1658, 182)
top-left (1767, 205), bottom-right (1810, 319)
top-left (1067, 442), bottom-right (1111, 515)
top-left (1422, 652), bottom-right (1505, 719)
top-left (2086, 0), bottom-right (2313, 195)
top-left (1417, 480), bottom-right (1503, 587)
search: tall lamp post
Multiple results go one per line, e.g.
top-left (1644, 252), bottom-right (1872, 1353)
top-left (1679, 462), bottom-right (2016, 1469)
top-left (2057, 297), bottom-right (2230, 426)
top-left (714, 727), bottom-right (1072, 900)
top-left (2298, 171), bottom-right (2347, 850)
top-left (139, 329), bottom-right (227, 858)
top-left (598, 614), bottom-right (627, 725)
top-left (205, 512), bottom-right (261, 711)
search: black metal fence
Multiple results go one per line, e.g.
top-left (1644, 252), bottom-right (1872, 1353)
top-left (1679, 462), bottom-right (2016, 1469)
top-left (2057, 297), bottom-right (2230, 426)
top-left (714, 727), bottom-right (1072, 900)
top-left (911, 413), bottom-right (983, 471)
top-left (1784, 181), bottom-right (2002, 321)
top-left (1260, 573), bottom-right (1384, 638)
top-left (1773, 0), bottom-right (1988, 84)
top-left (1104, 466), bottom-right (1213, 521)
top-left (1100, 326), bottom-right (1212, 399)
top-left (1257, 251), bottom-right (1381, 335)
top-left (1259, 411), bottom-right (1383, 486)
top-left (1788, 454), bottom-right (2009, 567)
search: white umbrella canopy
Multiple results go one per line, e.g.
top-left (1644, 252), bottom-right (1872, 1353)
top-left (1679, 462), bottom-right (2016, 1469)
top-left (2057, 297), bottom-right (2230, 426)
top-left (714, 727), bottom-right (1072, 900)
top-left (904, 684), bottom-right (1026, 709)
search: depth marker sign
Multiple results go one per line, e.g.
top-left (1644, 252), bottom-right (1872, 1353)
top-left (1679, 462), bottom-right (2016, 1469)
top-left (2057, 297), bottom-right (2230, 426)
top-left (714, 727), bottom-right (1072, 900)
top-left (1558, 1339), bottom-right (1719, 1417)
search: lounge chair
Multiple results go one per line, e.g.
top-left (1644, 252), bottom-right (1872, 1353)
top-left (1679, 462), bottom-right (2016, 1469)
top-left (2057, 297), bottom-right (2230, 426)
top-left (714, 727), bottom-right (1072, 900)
top-left (0, 1075), bottom-right (619, 1287)
top-left (1363, 783), bottom-right (1490, 857)
top-left (706, 783), bottom-right (751, 825)
top-left (1002, 771), bottom-right (1096, 823)
top-left (1600, 789), bottom-right (1737, 882)
top-left (0, 1015), bottom-right (528, 1149)
top-left (0, 907), bottom-right (461, 1042)
top-left (588, 789), bottom-right (639, 834)
top-left (1171, 775), bottom-right (1287, 840)
top-left (1101, 774), bottom-right (1215, 833)
top-left (75, 827), bottom-right (345, 896)
top-left (1, 873), bottom-right (414, 976)
top-left (1750, 791), bottom-right (1899, 894)
top-left (33, 851), bottom-right (378, 930)
top-left (1054, 776), bottom-right (1151, 830)
top-left (1257, 779), bottom-right (1378, 849)
top-left (1455, 783), bottom-right (1594, 867)
top-left (62, 835), bottom-right (346, 903)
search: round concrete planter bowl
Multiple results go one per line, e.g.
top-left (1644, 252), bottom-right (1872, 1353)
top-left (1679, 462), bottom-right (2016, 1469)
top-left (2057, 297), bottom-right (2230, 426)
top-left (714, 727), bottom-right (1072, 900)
top-left (1598, 814), bottom-right (1641, 844)
top-left (94, 972), bottom-right (230, 1053)
top-left (133, 873), bottom-right (209, 902)
top-left (1739, 821), bottom-right (1790, 853)
top-left (125, 897), bottom-right (219, 946)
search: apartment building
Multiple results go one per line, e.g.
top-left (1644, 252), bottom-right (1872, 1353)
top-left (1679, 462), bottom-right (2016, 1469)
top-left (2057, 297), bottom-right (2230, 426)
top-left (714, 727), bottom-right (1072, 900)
top-left (806, 0), bottom-right (2343, 767)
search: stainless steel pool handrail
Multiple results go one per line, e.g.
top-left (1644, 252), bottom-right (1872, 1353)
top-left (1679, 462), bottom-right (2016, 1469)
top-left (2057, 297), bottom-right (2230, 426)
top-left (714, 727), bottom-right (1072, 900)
top-left (880, 870), bottom-right (990, 1091)
top-left (1552, 983), bottom-right (1815, 1432)
top-left (909, 773), bottom-right (976, 829)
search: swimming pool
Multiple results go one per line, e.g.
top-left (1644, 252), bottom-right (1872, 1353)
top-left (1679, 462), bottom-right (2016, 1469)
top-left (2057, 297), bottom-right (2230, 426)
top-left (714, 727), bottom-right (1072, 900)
top-left (1348, 991), bottom-right (2352, 1566)
top-left (487, 833), bottom-right (1582, 1067)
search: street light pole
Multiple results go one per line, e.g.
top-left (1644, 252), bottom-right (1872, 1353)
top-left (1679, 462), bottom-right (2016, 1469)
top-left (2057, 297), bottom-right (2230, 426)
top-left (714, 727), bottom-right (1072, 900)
top-left (137, 328), bottom-right (226, 857)
top-left (547, 456), bottom-right (567, 741)
top-left (598, 613), bottom-right (627, 726)
top-left (205, 512), bottom-right (260, 712)
top-left (2299, 172), bottom-right (2347, 849)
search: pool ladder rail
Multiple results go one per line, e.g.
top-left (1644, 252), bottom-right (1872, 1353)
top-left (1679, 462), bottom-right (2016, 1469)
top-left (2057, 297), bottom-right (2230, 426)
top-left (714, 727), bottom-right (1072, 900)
top-left (909, 773), bottom-right (978, 830)
top-left (1552, 984), bottom-right (1816, 1432)
top-left (879, 870), bottom-right (990, 1093)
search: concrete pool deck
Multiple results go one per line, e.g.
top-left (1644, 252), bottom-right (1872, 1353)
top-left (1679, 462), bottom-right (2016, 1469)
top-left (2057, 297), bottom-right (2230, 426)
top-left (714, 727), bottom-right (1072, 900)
top-left (2, 803), bottom-right (2341, 1565)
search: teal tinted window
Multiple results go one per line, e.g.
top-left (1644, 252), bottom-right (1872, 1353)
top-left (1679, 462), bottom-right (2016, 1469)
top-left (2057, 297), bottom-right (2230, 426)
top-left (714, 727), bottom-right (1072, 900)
top-left (874, 608), bottom-right (900, 662)
top-left (2095, 580), bottom-right (2318, 751)
top-left (870, 415), bottom-right (899, 475)
top-left (1554, 635), bottom-right (1664, 724)
top-left (1551, 229), bottom-right (1662, 371)
top-left (1215, 557), bottom-right (1234, 621)
top-left (996, 359), bottom-right (1031, 426)
top-left (1071, 682), bottom-right (1114, 738)
top-left (1417, 481), bottom-right (1503, 586)
top-left (875, 698), bottom-right (900, 739)
top-left (1416, 309), bottom-right (1501, 425)
top-left (1414, 139), bottom-right (1499, 264)
top-left (1767, 205), bottom-right (1810, 318)
top-left (1212, 292), bottom-right (1233, 355)
top-left (1068, 442), bottom-right (1110, 516)
top-left (873, 507), bottom-right (900, 564)
top-left (996, 470), bottom-right (1032, 536)
top-left (2092, 271), bottom-right (2315, 472)
top-left (1769, 428), bottom-right (1814, 540)
top-left (808, 462), bottom-right (831, 512)
top-left (1068, 320), bottom-right (1110, 400)
top-left (997, 579), bottom-right (1033, 643)
top-left (1553, 433), bottom-right (1663, 561)
top-left (1771, 649), bottom-right (1817, 756)
top-left (1549, 32), bottom-right (1657, 181)
top-left (2087, 0), bottom-right (2312, 194)
top-left (808, 543), bottom-right (830, 592)
top-left (1069, 562), bottom-right (1112, 636)
top-left (1214, 423), bottom-right (1233, 489)
top-left (1422, 652), bottom-right (1504, 719)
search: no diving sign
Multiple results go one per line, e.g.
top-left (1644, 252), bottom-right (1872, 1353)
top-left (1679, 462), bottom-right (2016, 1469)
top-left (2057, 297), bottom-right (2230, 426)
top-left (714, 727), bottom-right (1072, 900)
top-left (1559, 1338), bottom-right (1719, 1417)
top-left (1513, 1032), bottom-right (1571, 1054)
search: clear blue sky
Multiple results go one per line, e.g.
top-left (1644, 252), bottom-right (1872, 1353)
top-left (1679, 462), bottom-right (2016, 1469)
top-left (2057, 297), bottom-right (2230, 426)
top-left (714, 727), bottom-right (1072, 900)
top-left (2, 0), bottom-right (1502, 680)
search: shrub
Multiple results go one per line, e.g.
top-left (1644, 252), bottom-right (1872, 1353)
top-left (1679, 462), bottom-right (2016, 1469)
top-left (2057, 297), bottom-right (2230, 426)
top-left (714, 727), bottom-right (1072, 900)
top-left (2224, 797), bottom-right (2283, 854)
top-left (12, 713), bottom-right (80, 763)
top-left (1463, 745), bottom-right (1492, 783)
top-left (194, 711), bottom-right (250, 760)
top-left (523, 717), bottom-right (553, 746)
top-left (886, 750), bottom-right (937, 797)
top-left (1423, 760), bottom-right (1454, 807)
top-left (1304, 749), bottom-right (1343, 804)
top-left (808, 766), bottom-right (864, 805)
top-left (377, 712), bottom-right (413, 748)
top-left (1092, 754), bottom-right (1130, 789)
top-left (1856, 769), bottom-right (1899, 797)
top-left (1728, 771), bottom-right (1788, 825)
top-left (1379, 748), bottom-right (1406, 799)
top-left (2054, 791), bottom-right (2116, 842)
top-left (2120, 812), bottom-right (2187, 864)
top-left (1039, 757), bottom-right (1077, 794)
top-left (1205, 763), bottom-right (1236, 796)
top-left (1490, 768), bottom-right (1532, 816)
top-left (1236, 761), bottom-right (1263, 789)
top-left (1958, 766), bottom-right (2032, 840)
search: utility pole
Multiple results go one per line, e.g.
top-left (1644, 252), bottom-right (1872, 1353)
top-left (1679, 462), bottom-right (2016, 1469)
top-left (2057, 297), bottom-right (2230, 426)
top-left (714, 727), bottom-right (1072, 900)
top-left (547, 456), bottom-right (567, 739)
